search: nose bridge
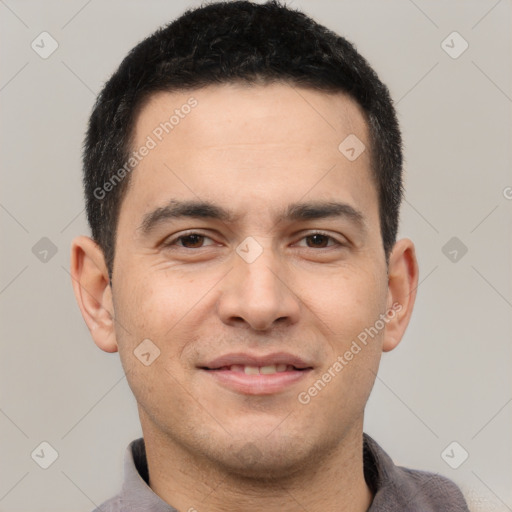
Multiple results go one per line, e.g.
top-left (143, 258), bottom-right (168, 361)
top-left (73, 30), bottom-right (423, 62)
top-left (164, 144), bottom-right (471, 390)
top-left (217, 239), bottom-right (300, 330)
top-left (236, 238), bottom-right (285, 305)
top-left (242, 244), bottom-right (281, 294)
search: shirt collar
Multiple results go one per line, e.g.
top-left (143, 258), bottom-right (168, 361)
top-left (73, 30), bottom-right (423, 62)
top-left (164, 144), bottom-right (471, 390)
top-left (119, 434), bottom-right (468, 511)
top-left (121, 437), bottom-right (178, 511)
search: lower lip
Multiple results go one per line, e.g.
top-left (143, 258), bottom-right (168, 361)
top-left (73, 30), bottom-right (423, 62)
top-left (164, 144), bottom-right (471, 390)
top-left (201, 368), bottom-right (312, 395)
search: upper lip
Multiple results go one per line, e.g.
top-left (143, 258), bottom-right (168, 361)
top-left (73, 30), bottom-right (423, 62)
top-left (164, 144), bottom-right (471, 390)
top-left (200, 352), bottom-right (313, 370)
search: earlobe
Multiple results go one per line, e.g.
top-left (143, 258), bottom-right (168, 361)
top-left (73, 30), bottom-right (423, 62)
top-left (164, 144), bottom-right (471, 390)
top-left (70, 236), bottom-right (118, 353)
top-left (382, 238), bottom-right (419, 353)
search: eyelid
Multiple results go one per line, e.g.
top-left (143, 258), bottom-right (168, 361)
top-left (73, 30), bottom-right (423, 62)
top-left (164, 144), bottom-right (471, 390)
top-left (162, 229), bottom-right (348, 249)
top-left (162, 230), bottom-right (217, 247)
top-left (293, 230), bottom-right (347, 247)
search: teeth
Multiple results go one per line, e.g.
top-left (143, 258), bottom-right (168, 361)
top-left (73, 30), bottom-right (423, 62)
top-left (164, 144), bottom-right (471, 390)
top-left (226, 364), bottom-right (295, 374)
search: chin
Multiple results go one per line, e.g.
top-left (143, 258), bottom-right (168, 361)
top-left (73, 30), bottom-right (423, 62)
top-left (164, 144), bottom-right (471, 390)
top-left (221, 452), bottom-right (305, 481)
top-left (213, 435), bottom-right (322, 481)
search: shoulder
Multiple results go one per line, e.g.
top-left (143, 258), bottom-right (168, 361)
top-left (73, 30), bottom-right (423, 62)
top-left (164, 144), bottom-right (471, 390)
top-left (393, 465), bottom-right (470, 511)
top-left (363, 434), bottom-right (470, 511)
top-left (90, 494), bottom-right (121, 512)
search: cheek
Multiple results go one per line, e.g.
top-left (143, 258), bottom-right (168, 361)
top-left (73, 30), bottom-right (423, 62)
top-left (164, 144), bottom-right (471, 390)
top-left (111, 272), bottom-right (194, 423)
top-left (303, 262), bottom-right (387, 341)
top-left (303, 263), bottom-right (387, 404)
top-left (113, 264), bottom-right (180, 333)
top-left (112, 265), bottom-right (219, 371)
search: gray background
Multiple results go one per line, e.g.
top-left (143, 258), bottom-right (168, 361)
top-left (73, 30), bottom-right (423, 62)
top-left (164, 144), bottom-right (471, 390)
top-left (1, 0), bottom-right (511, 511)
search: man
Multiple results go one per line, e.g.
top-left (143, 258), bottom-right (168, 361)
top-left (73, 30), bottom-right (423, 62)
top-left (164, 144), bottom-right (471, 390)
top-left (70, 1), bottom-right (470, 510)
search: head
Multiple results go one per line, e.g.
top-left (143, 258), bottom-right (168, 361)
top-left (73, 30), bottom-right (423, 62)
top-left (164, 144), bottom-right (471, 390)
top-left (72, 0), bottom-right (418, 479)
top-left (83, 0), bottom-right (403, 278)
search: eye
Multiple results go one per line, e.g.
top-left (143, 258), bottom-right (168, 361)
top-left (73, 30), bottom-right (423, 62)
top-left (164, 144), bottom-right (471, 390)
top-left (162, 231), bottom-right (345, 251)
top-left (164, 232), bottom-right (216, 249)
top-left (296, 232), bottom-right (344, 248)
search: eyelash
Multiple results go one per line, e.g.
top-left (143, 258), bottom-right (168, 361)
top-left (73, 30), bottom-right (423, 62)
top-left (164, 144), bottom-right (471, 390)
top-left (163, 230), bottom-right (346, 249)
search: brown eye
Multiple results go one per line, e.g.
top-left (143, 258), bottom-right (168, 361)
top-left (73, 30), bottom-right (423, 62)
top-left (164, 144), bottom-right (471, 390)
top-left (163, 232), bottom-right (217, 249)
top-left (304, 233), bottom-right (340, 249)
top-left (305, 234), bottom-right (331, 248)
top-left (177, 234), bottom-right (207, 248)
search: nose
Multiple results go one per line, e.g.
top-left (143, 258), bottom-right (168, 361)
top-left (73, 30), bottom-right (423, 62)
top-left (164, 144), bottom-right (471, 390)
top-left (216, 245), bottom-right (301, 331)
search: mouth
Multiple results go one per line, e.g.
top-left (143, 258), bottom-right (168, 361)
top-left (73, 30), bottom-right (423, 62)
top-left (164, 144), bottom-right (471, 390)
top-left (203, 364), bottom-right (309, 374)
top-left (198, 352), bottom-right (313, 395)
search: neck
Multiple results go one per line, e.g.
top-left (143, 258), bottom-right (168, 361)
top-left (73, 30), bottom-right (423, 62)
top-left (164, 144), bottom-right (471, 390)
top-left (141, 421), bottom-right (373, 512)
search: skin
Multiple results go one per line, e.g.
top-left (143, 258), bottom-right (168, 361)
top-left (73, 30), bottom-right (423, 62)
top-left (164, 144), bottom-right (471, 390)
top-left (71, 83), bottom-right (418, 512)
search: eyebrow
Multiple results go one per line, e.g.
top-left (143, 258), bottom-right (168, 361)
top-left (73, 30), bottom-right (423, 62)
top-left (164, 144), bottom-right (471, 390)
top-left (137, 199), bottom-right (366, 235)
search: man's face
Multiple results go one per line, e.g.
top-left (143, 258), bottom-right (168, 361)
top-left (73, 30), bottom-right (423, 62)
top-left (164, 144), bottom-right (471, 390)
top-left (110, 83), bottom-right (393, 475)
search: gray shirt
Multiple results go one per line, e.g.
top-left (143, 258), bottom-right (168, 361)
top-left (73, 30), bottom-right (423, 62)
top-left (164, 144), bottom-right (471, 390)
top-left (92, 434), bottom-right (470, 511)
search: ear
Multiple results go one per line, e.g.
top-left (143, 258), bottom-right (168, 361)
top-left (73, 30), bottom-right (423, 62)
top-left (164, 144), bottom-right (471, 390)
top-left (70, 236), bottom-right (118, 353)
top-left (382, 238), bottom-right (419, 353)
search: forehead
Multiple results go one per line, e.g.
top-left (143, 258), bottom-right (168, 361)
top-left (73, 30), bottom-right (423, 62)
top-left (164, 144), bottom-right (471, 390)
top-left (133, 83), bottom-right (369, 157)
top-left (120, 83), bottom-right (377, 233)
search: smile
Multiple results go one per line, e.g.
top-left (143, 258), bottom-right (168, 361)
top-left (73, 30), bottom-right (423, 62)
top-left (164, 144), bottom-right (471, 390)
top-left (199, 353), bottom-right (314, 395)
top-left (208, 364), bottom-right (307, 375)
